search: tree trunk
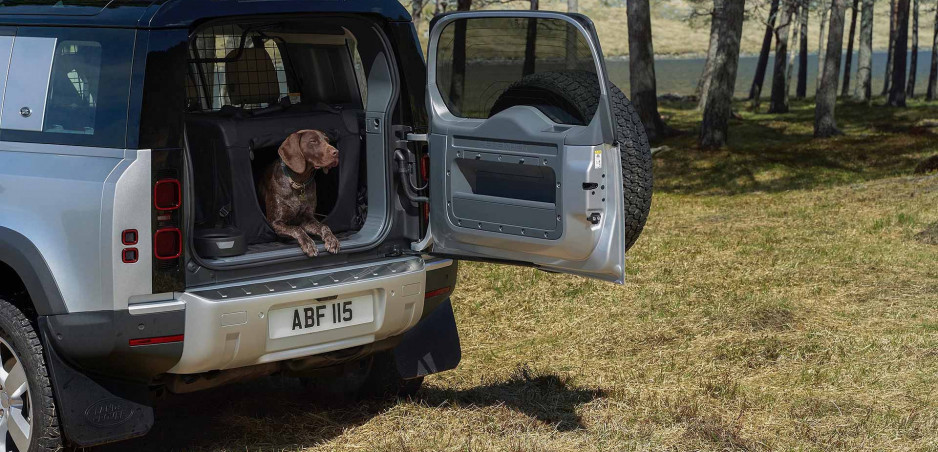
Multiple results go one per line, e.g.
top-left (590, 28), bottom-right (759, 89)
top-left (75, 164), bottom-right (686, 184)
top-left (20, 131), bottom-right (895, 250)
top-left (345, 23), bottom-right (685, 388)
top-left (523, 0), bottom-right (539, 76)
top-left (887, 0), bottom-right (910, 105)
top-left (841, 0), bottom-right (860, 96)
top-left (882, 0), bottom-right (898, 96)
top-left (412, 0), bottom-right (423, 21)
top-left (796, 0), bottom-right (809, 97)
top-left (700, 0), bottom-right (746, 149)
top-left (749, 0), bottom-right (780, 100)
top-left (785, 2), bottom-right (803, 101)
top-left (927, 3), bottom-right (938, 100)
top-left (905, 0), bottom-right (918, 97)
top-left (768, 0), bottom-right (793, 113)
top-left (697, 7), bottom-right (721, 110)
top-left (627, 0), bottom-right (669, 141)
top-left (816, 0), bottom-right (830, 95)
top-left (448, 0), bottom-right (472, 109)
top-left (814, 0), bottom-right (847, 137)
top-left (854, 0), bottom-right (874, 101)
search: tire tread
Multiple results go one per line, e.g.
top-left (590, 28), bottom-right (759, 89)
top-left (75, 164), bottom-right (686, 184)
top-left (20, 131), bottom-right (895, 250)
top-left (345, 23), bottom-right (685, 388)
top-left (0, 298), bottom-right (63, 452)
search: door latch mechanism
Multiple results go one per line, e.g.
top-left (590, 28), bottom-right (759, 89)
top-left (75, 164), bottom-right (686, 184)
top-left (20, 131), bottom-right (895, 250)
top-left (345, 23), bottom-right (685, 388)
top-left (588, 213), bottom-right (601, 225)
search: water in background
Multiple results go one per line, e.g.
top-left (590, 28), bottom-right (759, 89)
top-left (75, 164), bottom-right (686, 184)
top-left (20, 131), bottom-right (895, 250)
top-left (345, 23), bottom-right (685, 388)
top-left (605, 50), bottom-right (935, 98)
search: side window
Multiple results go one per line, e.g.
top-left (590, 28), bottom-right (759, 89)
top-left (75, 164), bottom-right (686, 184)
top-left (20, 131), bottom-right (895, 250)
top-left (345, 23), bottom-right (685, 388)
top-left (349, 39), bottom-right (368, 106)
top-left (45, 41), bottom-right (102, 136)
top-left (0, 28), bottom-right (134, 148)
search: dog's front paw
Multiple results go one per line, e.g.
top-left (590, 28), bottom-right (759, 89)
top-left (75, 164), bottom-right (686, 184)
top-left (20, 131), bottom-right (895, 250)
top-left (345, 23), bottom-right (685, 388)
top-left (299, 238), bottom-right (319, 257)
top-left (323, 235), bottom-right (340, 254)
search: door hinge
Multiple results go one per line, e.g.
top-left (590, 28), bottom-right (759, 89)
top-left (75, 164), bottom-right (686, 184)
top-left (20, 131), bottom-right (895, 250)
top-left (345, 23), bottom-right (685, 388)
top-left (391, 125), bottom-right (428, 151)
top-left (406, 133), bottom-right (428, 142)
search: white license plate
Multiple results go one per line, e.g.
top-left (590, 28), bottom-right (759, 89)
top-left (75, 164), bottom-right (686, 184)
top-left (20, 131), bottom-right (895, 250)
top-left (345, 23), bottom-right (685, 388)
top-left (268, 295), bottom-right (374, 339)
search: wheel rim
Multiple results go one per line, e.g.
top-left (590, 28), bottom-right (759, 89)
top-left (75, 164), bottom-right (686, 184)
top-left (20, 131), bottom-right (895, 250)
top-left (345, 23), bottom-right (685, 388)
top-left (0, 337), bottom-right (31, 452)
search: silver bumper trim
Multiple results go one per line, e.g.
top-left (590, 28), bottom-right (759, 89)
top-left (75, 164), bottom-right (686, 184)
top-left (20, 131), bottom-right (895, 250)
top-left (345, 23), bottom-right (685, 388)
top-left (128, 299), bottom-right (185, 316)
top-left (191, 257), bottom-right (424, 301)
top-left (424, 258), bottom-right (453, 272)
top-left (169, 256), bottom-right (427, 374)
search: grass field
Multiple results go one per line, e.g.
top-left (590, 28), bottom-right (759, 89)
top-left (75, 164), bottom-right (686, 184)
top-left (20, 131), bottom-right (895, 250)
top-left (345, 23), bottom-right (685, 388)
top-left (101, 99), bottom-right (938, 451)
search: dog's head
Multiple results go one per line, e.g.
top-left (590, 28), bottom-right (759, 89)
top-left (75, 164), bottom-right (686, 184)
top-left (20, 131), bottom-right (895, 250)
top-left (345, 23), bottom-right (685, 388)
top-left (278, 129), bottom-right (339, 176)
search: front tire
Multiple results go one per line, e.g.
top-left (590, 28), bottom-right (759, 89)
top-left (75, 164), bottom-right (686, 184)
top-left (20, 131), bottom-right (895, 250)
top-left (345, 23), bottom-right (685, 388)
top-left (0, 298), bottom-right (61, 452)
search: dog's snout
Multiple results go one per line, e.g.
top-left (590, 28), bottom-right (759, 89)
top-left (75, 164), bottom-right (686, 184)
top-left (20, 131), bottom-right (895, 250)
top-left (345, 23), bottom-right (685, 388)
top-left (330, 148), bottom-right (338, 158)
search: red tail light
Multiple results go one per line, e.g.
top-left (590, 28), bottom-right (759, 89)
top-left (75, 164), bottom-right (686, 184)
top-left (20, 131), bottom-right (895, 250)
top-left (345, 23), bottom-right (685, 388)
top-left (425, 286), bottom-right (451, 299)
top-left (151, 151), bottom-right (185, 293)
top-left (420, 154), bottom-right (430, 222)
top-left (154, 227), bottom-right (182, 260)
top-left (420, 154), bottom-right (429, 179)
top-left (129, 334), bottom-right (184, 347)
top-left (153, 179), bottom-right (181, 211)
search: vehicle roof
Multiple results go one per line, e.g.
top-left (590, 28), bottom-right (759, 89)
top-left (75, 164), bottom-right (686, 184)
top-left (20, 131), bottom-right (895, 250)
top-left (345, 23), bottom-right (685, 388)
top-left (0, 0), bottom-right (412, 29)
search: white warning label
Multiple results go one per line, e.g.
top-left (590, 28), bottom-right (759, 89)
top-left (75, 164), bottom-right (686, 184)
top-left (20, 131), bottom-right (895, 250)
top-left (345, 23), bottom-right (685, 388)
top-left (594, 149), bottom-right (602, 169)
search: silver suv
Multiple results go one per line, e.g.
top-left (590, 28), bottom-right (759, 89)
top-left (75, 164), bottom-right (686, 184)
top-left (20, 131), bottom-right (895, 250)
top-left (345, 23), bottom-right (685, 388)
top-left (0, 0), bottom-right (651, 449)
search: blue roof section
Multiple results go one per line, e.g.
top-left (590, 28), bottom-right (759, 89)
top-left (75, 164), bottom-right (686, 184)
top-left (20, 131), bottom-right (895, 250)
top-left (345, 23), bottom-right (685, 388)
top-left (0, 0), bottom-right (412, 28)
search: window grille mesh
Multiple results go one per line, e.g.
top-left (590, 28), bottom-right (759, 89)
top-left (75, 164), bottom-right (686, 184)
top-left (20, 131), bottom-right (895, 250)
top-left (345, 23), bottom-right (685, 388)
top-left (187, 24), bottom-right (291, 112)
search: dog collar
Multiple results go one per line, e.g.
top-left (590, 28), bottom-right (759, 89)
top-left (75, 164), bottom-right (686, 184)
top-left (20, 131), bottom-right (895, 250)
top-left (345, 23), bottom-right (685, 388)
top-left (280, 160), bottom-right (316, 191)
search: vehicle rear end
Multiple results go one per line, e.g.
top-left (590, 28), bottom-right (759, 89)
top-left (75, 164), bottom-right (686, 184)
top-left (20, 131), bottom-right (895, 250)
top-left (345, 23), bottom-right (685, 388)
top-left (34, 1), bottom-right (459, 447)
top-left (136, 6), bottom-right (459, 384)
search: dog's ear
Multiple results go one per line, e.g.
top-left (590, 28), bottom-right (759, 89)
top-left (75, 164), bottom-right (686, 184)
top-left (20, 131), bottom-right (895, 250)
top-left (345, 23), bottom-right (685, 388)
top-left (279, 131), bottom-right (306, 174)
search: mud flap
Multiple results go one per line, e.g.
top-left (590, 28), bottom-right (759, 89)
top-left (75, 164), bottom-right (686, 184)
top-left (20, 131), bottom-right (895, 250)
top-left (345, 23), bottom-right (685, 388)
top-left (394, 298), bottom-right (461, 379)
top-left (39, 322), bottom-right (153, 447)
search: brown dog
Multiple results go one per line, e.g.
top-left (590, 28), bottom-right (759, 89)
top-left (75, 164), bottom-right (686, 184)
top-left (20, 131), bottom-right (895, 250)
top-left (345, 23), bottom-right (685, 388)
top-left (261, 129), bottom-right (340, 257)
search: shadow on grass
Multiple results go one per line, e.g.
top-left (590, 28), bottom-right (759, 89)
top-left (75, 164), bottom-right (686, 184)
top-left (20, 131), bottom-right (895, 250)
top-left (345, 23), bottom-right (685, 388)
top-left (418, 365), bottom-right (606, 431)
top-left (94, 377), bottom-right (393, 452)
top-left (655, 99), bottom-right (938, 195)
top-left (94, 367), bottom-right (603, 451)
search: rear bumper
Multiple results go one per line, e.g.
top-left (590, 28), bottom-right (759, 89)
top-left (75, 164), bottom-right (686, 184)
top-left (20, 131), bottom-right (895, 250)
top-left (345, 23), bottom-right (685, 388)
top-left (42, 256), bottom-right (456, 381)
top-left (40, 256), bottom-right (457, 448)
top-left (169, 256), bottom-right (428, 374)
